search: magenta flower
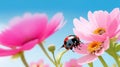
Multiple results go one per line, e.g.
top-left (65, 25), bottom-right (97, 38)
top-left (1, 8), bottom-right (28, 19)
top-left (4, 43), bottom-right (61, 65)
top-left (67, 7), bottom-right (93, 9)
top-left (74, 37), bottom-right (109, 64)
top-left (64, 59), bottom-right (82, 67)
top-left (30, 59), bottom-right (49, 67)
top-left (73, 8), bottom-right (120, 41)
top-left (0, 13), bottom-right (64, 56)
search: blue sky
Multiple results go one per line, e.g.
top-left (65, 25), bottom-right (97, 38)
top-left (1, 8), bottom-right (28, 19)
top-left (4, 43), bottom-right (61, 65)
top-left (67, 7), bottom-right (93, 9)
top-left (0, 0), bottom-right (120, 67)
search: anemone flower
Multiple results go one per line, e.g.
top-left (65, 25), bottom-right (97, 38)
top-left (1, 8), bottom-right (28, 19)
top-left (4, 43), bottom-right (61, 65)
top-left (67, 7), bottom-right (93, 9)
top-left (64, 59), bottom-right (82, 67)
top-left (73, 8), bottom-right (120, 41)
top-left (0, 13), bottom-right (65, 56)
top-left (74, 37), bottom-right (109, 64)
top-left (30, 59), bottom-right (49, 67)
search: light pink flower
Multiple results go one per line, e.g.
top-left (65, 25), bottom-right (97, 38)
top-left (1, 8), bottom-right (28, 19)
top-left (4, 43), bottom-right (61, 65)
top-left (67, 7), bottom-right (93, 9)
top-left (30, 59), bottom-right (49, 67)
top-left (73, 8), bottom-right (120, 41)
top-left (74, 37), bottom-right (109, 64)
top-left (64, 59), bottom-right (82, 67)
top-left (0, 13), bottom-right (65, 56)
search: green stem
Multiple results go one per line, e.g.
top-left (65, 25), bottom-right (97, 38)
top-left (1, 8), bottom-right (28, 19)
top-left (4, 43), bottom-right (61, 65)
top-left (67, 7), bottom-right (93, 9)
top-left (20, 52), bottom-right (29, 67)
top-left (39, 44), bottom-right (55, 65)
top-left (98, 56), bottom-right (108, 67)
top-left (88, 62), bottom-right (93, 67)
top-left (57, 50), bottom-right (68, 65)
top-left (111, 53), bottom-right (120, 67)
top-left (52, 52), bottom-right (58, 67)
top-left (106, 50), bottom-right (120, 67)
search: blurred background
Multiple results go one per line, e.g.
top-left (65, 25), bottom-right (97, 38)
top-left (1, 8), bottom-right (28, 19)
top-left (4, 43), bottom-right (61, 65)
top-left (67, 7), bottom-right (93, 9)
top-left (0, 0), bottom-right (120, 67)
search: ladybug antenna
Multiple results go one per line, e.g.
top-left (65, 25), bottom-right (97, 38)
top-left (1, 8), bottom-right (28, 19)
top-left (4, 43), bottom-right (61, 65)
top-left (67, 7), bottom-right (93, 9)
top-left (58, 45), bottom-right (64, 50)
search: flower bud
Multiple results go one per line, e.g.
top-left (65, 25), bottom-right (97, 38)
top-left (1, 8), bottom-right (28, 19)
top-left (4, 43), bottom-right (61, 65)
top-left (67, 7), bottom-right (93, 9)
top-left (48, 44), bottom-right (56, 53)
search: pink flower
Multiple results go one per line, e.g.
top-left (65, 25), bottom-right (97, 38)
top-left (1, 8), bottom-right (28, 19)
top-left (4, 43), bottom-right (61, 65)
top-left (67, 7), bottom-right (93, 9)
top-left (0, 13), bottom-right (65, 56)
top-left (73, 8), bottom-right (120, 41)
top-left (74, 37), bottom-right (109, 64)
top-left (64, 59), bottom-right (82, 67)
top-left (30, 59), bottom-right (49, 67)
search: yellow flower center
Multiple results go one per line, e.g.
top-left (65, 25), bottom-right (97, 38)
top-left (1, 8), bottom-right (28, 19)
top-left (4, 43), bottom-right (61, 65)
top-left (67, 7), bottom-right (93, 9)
top-left (87, 41), bottom-right (102, 54)
top-left (38, 63), bottom-right (43, 67)
top-left (93, 28), bottom-right (106, 35)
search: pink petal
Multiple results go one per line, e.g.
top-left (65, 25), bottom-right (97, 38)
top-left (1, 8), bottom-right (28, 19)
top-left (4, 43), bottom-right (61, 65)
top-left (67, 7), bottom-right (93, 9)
top-left (30, 62), bottom-right (37, 67)
top-left (103, 37), bottom-right (110, 50)
top-left (117, 30), bottom-right (120, 40)
top-left (73, 18), bottom-right (95, 35)
top-left (77, 54), bottom-right (97, 65)
top-left (21, 39), bottom-right (39, 50)
top-left (74, 44), bottom-right (89, 54)
top-left (73, 29), bottom-right (105, 41)
top-left (95, 48), bottom-right (105, 56)
top-left (64, 59), bottom-right (82, 67)
top-left (73, 18), bottom-right (81, 24)
top-left (0, 13), bottom-right (48, 47)
top-left (30, 59), bottom-right (49, 67)
top-left (44, 65), bottom-right (49, 67)
top-left (73, 29), bottom-right (93, 41)
top-left (79, 17), bottom-right (89, 23)
top-left (88, 11), bottom-right (98, 26)
top-left (107, 19), bottom-right (119, 38)
top-left (110, 8), bottom-right (120, 21)
top-left (95, 37), bottom-right (109, 56)
top-left (0, 48), bottom-right (20, 56)
top-left (40, 13), bottom-right (64, 41)
top-left (91, 34), bottom-right (107, 42)
top-left (9, 16), bottom-right (22, 26)
top-left (93, 11), bottom-right (109, 28)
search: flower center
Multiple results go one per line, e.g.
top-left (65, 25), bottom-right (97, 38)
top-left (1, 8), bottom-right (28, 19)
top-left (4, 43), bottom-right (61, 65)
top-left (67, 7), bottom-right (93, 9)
top-left (87, 41), bottom-right (102, 54)
top-left (93, 28), bottom-right (106, 35)
top-left (38, 63), bottom-right (43, 67)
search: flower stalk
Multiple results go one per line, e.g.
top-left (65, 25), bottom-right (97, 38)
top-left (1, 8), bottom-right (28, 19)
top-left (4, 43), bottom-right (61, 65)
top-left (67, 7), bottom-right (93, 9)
top-left (20, 52), bottom-right (29, 67)
top-left (48, 44), bottom-right (58, 67)
top-left (98, 56), bottom-right (108, 67)
top-left (106, 50), bottom-right (120, 67)
top-left (88, 62), bottom-right (93, 67)
top-left (106, 38), bottom-right (120, 67)
top-left (39, 43), bottom-right (55, 65)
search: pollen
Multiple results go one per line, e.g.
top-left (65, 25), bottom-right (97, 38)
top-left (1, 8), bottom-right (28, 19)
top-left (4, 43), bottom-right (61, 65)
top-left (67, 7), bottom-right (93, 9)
top-left (93, 28), bottom-right (106, 35)
top-left (38, 63), bottom-right (44, 67)
top-left (87, 41), bottom-right (102, 54)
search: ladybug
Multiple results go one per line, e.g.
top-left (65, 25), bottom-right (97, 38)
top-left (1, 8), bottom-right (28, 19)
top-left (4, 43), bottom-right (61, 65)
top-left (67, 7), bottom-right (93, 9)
top-left (61, 35), bottom-right (82, 50)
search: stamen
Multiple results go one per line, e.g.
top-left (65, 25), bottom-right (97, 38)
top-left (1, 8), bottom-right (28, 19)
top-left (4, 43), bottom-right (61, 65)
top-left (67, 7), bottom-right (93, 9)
top-left (38, 63), bottom-right (43, 67)
top-left (93, 28), bottom-right (106, 35)
top-left (87, 41), bottom-right (102, 54)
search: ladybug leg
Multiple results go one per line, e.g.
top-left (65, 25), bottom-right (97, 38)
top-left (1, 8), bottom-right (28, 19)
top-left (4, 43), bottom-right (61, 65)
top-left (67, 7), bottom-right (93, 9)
top-left (70, 46), bottom-right (74, 52)
top-left (65, 47), bottom-right (69, 50)
top-left (71, 48), bottom-right (74, 52)
top-left (70, 47), bottom-right (73, 50)
top-left (77, 46), bottom-right (81, 50)
top-left (78, 44), bottom-right (82, 47)
top-left (75, 44), bottom-right (81, 50)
